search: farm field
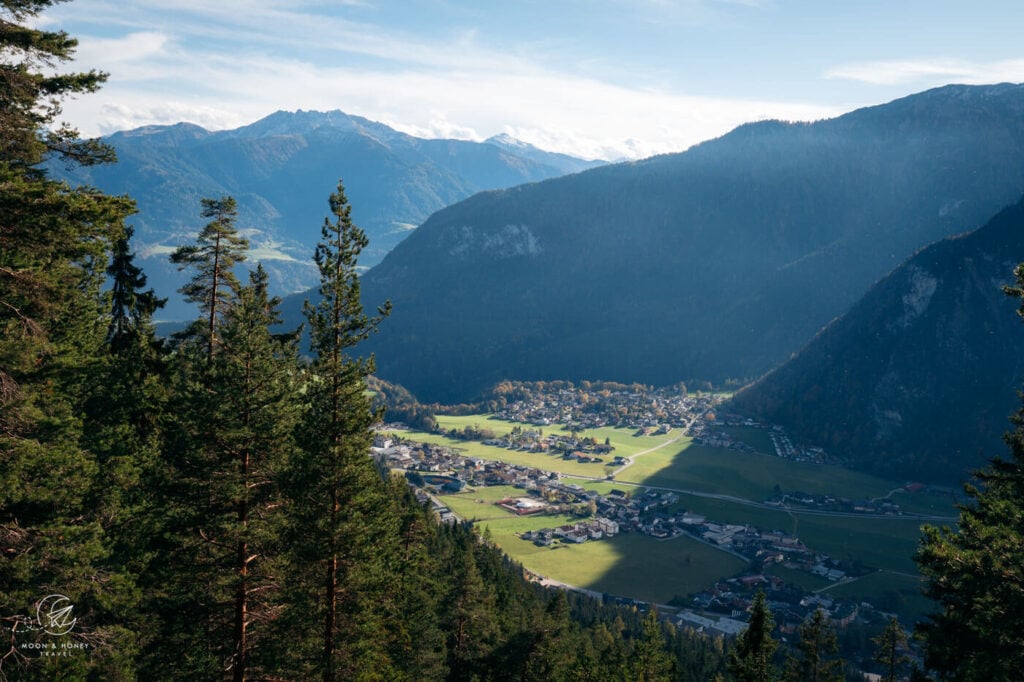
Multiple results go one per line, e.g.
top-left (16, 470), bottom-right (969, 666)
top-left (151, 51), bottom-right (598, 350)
top-left (396, 416), bottom-right (678, 477)
top-left (615, 440), bottom-right (917, 502)
top-left (824, 570), bottom-right (932, 624)
top-left (402, 430), bottom-right (612, 476)
top-left (720, 425), bottom-right (776, 454)
top-left (405, 413), bottom-right (942, 617)
top-left (432, 414), bottom-right (680, 458)
top-left (438, 485), bottom-right (746, 603)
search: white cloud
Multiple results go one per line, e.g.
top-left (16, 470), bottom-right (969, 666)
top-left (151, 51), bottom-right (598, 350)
top-left (64, 53), bottom-right (840, 159)
top-left (825, 58), bottom-right (1024, 86)
top-left (73, 31), bottom-right (171, 69)
top-left (50, 0), bottom-right (840, 160)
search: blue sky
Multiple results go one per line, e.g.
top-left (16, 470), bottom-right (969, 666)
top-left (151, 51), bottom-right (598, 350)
top-left (43, 0), bottom-right (1024, 160)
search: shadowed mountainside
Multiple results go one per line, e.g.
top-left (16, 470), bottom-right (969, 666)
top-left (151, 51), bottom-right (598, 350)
top-left (318, 83), bottom-right (1024, 403)
top-left (52, 110), bottom-right (602, 319)
top-left (731, 195), bottom-right (1024, 483)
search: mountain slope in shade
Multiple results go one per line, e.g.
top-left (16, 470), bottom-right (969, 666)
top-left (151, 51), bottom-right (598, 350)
top-left (344, 83), bottom-right (1024, 403)
top-left (730, 196), bottom-right (1024, 484)
top-left (50, 110), bottom-right (602, 319)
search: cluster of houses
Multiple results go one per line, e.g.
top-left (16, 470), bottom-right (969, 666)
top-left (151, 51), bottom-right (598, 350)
top-left (522, 517), bottom-right (621, 545)
top-left (480, 428), bottom-right (616, 463)
top-left (764, 489), bottom-right (903, 515)
top-left (683, 575), bottom-right (861, 637)
top-left (492, 384), bottom-right (722, 435)
top-left (386, 424), bottom-right (919, 674)
top-left (375, 432), bottom-right (861, 587)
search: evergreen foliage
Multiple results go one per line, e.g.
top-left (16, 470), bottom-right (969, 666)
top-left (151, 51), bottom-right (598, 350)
top-left (782, 610), bottom-right (844, 682)
top-left (727, 591), bottom-right (778, 682)
top-left (170, 196), bottom-right (249, 361)
top-left (871, 617), bottom-right (910, 682)
top-left (0, 1), bottom-right (138, 678)
top-left (914, 261), bottom-right (1024, 680)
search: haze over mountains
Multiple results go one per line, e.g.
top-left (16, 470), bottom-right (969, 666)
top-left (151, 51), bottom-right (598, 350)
top-left (50, 110), bottom-right (602, 319)
top-left (731, 196), bottom-right (1024, 484)
top-left (346, 83), bottom-right (1024, 405)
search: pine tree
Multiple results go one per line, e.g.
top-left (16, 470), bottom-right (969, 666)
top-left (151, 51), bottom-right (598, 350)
top-left (446, 534), bottom-right (499, 680)
top-left (727, 591), bottom-right (778, 682)
top-left (152, 266), bottom-right (300, 680)
top-left (872, 617), bottom-right (909, 682)
top-left (782, 609), bottom-right (844, 682)
top-left (0, 2), bottom-right (139, 677)
top-left (281, 180), bottom-right (394, 681)
top-left (914, 261), bottom-right (1024, 680)
top-left (170, 196), bottom-right (249, 362)
top-left (629, 609), bottom-right (675, 681)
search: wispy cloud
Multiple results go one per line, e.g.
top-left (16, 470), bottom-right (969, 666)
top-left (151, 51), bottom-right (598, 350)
top-left (825, 58), bottom-right (1024, 86)
top-left (49, 0), bottom-right (839, 160)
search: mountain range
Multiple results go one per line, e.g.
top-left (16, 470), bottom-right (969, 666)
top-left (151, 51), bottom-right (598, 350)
top-left (50, 110), bottom-right (602, 319)
top-left (730, 195), bottom-right (1024, 484)
top-left (337, 83), bottom-right (1024, 404)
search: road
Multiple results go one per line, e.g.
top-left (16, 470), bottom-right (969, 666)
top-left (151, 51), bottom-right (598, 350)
top-left (593, 435), bottom-right (956, 523)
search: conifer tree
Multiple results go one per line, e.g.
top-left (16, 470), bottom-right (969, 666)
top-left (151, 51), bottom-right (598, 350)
top-left (446, 535), bottom-right (499, 680)
top-left (106, 225), bottom-right (164, 353)
top-left (170, 196), bottom-right (248, 362)
top-left (914, 261), bottom-right (1024, 680)
top-left (281, 180), bottom-right (393, 681)
top-left (153, 266), bottom-right (300, 680)
top-left (629, 609), bottom-right (675, 681)
top-left (782, 609), bottom-right (844, 682)
top-left (727, 591), bottom-right (778, 682)
top-left (0, 1), bottom-right (139, 677)
top-left (872, 617), bottom-right (909, 682)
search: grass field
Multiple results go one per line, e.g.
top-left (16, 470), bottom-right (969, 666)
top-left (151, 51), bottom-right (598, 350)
top-left (395, 415), bottom-right (679, 478)
top-left (823, 571), bottom-right (933, 624)
top-left (438, 485), bottom-right (746, 603)
top-left (404, 431), bottom-right (614, 476)
top-left (411, 414), bottom-right (939, 616)
top-left (432, 414), bottom-right (680, 457)
top-left (765, 564), bottom-right (831, 592)
top-left (616, 440), bottom-right (909, 502)
top-left (720, 425), bottom-right (776, 454)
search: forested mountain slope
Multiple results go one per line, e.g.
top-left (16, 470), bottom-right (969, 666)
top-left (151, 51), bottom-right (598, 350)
top-left (52, 110), bottom-right (601, 319)
top-left (344, 83), bottom-right (1024, 403)
top-left (731, 195), bottom-right (1024, 483)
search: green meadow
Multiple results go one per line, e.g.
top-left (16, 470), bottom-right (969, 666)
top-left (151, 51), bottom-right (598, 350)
top-left (614, 439), bottom-right (916, 502)
top-left (413, 414), bottom-right (942, 615)
top-left (396, 415), bottom-right (679, 478)
top-left (439, 485), bottom-right (745, 603)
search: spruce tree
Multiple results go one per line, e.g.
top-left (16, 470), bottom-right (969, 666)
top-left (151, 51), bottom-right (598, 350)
top-left (152, 266), bottom-right (300, 680)
top-left (727, 591), bottom-right (778, 682)
top-left (106, 226), bottom-right (164, 353)
top-left (446, 536), bottom-right (499, 680)
top-left (629, 609), bottom-right (675, 681)
top-left (872, 617), bottom-right (909, 682)
top-left (782, 609), bottom-right (844, 682)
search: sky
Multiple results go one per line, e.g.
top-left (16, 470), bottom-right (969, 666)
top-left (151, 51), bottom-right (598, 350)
top-left (40, 0), bottom-right (1024, 161)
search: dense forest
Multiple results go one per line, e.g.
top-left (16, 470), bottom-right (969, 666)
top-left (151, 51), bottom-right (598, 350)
top-left (3, 1), bottom-right (1024, 680)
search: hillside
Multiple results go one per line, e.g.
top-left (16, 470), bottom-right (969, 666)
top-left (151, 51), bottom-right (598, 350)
top-left (51, 110), bottom-right (602, 319)
top-left (342, 83), bottom-right (1024, 403)
top-left (731, 195), bottom-right (1024, 483)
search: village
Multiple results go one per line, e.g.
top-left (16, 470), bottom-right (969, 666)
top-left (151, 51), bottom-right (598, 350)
top-left (371, 431), bottom-right (903, 649)
top-left (370, 381), bottom-right (926, 665)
